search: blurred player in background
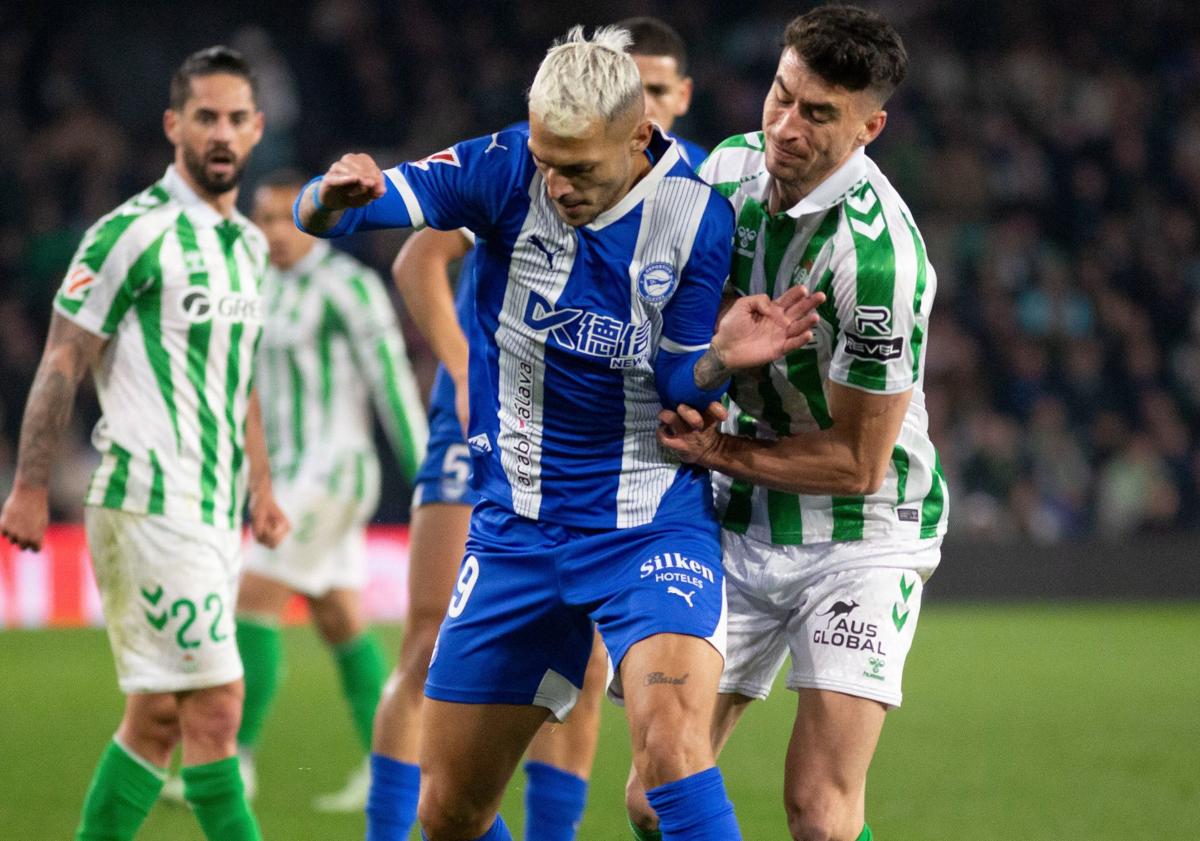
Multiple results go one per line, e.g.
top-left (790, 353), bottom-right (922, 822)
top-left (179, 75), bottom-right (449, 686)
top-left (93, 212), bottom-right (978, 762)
top-left (0, 47), bottom-right (286, 841)
top-left (369, 17), bottom-right (710, 839)
top-left (620, 16), bottom-right (707, 168)
top-left (296, 24), bottom-right (822, 841)
top-left (161, 170), bottom-right (428, 811)
top-left (626, 7), bottom-right (949, 841)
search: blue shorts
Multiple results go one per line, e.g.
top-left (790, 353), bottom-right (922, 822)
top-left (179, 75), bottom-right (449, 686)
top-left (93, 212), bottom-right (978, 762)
top-left (411, 368), bottom-right (482, 509)
top-left (424, 499), bottom-right (727, 720)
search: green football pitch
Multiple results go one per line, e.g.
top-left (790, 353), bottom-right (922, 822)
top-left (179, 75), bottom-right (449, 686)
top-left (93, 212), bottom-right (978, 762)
top-left (2, 602), bottom-right (1195, 840)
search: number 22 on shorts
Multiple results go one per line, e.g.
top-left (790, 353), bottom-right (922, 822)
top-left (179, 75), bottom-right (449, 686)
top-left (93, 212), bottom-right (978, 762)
top-left (447, 555), bottom-right (480, 618)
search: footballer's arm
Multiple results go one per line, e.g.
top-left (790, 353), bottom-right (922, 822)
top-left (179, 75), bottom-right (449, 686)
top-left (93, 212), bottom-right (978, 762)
top-left (660, 381), bottom-right (911, 497)
top-left (392, 228), bottom-right (472, 431)
top-left (0, 314), bottom-right (106, 550)
top-left (244, 388), bottom-right (289, 548)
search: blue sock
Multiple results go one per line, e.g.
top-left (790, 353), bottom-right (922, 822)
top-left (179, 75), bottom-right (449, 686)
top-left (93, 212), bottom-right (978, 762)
top-left (366, 753), bottom-right (420, 841)
top-left (523, 761), bottom-right (588, 841)
top-left (644, 767), bottom-right (741, 841)
top-left (422, 815), bottom-right (513, 840)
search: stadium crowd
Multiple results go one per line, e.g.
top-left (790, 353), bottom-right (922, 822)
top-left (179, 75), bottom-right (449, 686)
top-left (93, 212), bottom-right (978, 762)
top-left (1, 0), bottom-right (1198, 542)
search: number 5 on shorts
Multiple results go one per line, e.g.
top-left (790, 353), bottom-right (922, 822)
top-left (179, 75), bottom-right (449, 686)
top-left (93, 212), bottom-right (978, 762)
top-left (447, 555), bottom-right (480, 618)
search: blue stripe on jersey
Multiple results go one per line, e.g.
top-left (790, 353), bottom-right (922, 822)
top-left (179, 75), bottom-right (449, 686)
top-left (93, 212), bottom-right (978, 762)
top-left (310, 126), bottom-right (734, 528)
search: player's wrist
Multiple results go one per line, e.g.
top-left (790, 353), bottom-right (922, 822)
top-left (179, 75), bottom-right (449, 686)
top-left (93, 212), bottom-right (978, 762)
top-left (10, 477), bottom-right (50, 498)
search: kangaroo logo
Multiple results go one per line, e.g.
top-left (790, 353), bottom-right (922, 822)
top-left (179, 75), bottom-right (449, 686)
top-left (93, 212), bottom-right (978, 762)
top-left (667, 586), bottom-right (696, 608)
top-left (817, 599), bottom-right (860, 628)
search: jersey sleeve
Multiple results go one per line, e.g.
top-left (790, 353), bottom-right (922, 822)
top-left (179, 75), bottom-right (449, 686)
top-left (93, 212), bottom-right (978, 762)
top-left (826, 187), bottom-right (931, 395)
top-left (324, 269), bottom-right (429, 480)
top-left (53, 201), bottom-right (168, 337)
top-left (303, 130), bottom-right (527, 239)
top-left (654, 190), bottom-right (735, 409)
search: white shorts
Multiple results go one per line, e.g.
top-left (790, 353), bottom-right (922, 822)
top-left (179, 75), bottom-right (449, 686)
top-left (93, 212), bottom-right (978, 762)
top-left (242, 474), bottom-right (375, 597)
top-left (85, 506), bottom-right (243, 694)
top-left (719, 531), bottom-right (941, 708)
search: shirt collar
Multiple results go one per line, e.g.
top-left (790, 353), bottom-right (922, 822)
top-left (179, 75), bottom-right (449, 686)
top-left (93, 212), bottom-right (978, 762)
top-left (586, 128), bottom-right (680, 231)
top-left (782, 147), bottom-right (870, 218)
top-left (161, 164), bottom-right (239, 228)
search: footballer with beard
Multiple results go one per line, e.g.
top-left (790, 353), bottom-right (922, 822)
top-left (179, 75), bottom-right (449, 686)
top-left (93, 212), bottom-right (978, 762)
top-left (0, 46), bottom-right (288, 841)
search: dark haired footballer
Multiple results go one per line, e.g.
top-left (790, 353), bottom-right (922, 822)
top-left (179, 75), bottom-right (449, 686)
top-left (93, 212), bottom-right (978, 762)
top-left (626, 7), bottom-right (947, 840)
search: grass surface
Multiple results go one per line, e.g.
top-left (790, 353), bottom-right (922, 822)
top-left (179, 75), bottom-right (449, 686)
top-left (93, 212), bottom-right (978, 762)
top-left (1, 602), bottom-right (1195, 839)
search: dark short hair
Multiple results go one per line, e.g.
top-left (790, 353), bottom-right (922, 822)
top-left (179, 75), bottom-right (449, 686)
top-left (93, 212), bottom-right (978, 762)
top-left (169, 46), bottom-right (257, 111)
top-left (256, 168), bottom-right (309, 192)
top-left (783, 4), bottom-right (907, 102)
top-left (618, 16), bottom-right (689, 76)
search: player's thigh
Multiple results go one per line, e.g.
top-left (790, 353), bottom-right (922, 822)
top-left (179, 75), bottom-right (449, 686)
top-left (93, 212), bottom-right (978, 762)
top-left (85, 507), bottom-right (242, 695)
top-left (236, 570), bottom-right (295, 618)
top-left (620, 632), bottom-right (724, 785)
top-left (406, 502), bottom-right (473, 630)
top-left (307, 587), bottom-right (364, 645)
top-left (786, 563), bottom-right (927, 709)
top-left (527, 628), bottom-right (607, 777)
top-left (420, 699), bottom-right (549, 814)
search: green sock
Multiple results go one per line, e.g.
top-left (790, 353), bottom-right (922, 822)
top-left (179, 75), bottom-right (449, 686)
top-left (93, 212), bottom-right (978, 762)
top-left (629, 815), bottom-right (663, 841)
top-left (182, 756), bottom-right (262, 841)
top-left (333, 631), bottom-right (387, 751)
top-left (235, 616), bottom-right (284, 749)
top-left (858, 825), bottom-right (873, 841)
top-left (75, 739), bottom-right (165, 841)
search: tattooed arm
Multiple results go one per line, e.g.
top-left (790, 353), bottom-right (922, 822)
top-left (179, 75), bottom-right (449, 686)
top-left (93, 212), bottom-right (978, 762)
top-left (0, 314), bottom-right (106, 550)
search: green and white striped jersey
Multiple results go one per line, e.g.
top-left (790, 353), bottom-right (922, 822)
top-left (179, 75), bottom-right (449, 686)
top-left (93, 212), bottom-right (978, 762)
top-left (54, 166), bottom-right (268, 530)
top-left (256, 241), bottom-right (427, 499)
top-left (700, 133), bottom-right (949, 545)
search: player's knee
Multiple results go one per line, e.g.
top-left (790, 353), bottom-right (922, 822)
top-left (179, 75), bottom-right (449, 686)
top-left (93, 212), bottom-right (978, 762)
top-left (633, 711), bottom-right (711, 787)
top-left (311, 604), bottom-right (360, 646)
top-left (120, 696), bottom-right (181, 763)
top-left (784, 787), bottom-right (858, 841)
top-left (179, 685), bottom-right (243, 750)
top-left (398, 623), bottom-right (440, 683)
top-left (417, 785), bottom-right (493, 840)
top-left (625, 775), bottom-right (659, 832)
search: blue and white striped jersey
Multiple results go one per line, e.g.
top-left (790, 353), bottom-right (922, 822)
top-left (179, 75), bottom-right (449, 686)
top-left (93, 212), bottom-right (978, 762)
top-left (302, 127), bottom-right (734, 528)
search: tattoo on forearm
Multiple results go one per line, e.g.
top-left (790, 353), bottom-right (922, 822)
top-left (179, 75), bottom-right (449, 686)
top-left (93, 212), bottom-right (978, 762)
top-left (694, 346), bottom-right (732, 390)
top-left (644, 671), bottom-right (689, 686)
top-left (15, 368), bottom-right (76, 489)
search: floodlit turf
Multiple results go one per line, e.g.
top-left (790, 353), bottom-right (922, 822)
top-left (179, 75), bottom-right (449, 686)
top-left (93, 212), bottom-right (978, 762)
top-left (1, 602), bottom-right (1195, 839)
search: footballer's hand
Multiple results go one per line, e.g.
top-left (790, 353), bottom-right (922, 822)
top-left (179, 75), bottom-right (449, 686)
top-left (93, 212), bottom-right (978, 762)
top-left (664, 401), bottom-right (728, 433)
top-left (249, 493), bottom-right (290, 549)
top-left (0, 484), bottom-right (50, 552)
top-left (657, 405), bottom-right (723, 465)
top-left (712, 286), bottom-right (825, 370)
top-left (319, 153), bottom-right (388, 210)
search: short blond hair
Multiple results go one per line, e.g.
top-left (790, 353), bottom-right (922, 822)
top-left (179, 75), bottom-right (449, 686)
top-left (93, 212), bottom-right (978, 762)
top-left (528, 25), bottom-right (643, 137)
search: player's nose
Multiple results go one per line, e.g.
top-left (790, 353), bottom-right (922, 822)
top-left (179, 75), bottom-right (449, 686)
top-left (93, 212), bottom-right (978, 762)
top-left (544, 170), bottom-right (573, 201)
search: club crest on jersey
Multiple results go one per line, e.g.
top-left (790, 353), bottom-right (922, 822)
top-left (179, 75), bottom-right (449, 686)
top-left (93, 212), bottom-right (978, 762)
top-left (636, 261), bottom-right (678, 303)
top-left (410, 147), bottom-right (461, 171)
top-left (62, 266), bottom-right (96, 300)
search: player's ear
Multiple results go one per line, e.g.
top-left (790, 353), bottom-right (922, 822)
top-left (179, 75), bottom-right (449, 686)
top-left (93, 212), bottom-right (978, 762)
top-left (631, 118), bottom-right (654, 153)
top-left (857, 110), bottom-right (887, 148)
top-left (163, 109), bottom-right (180, 145)
top-left (676, 76), bottom-right (694, 117)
